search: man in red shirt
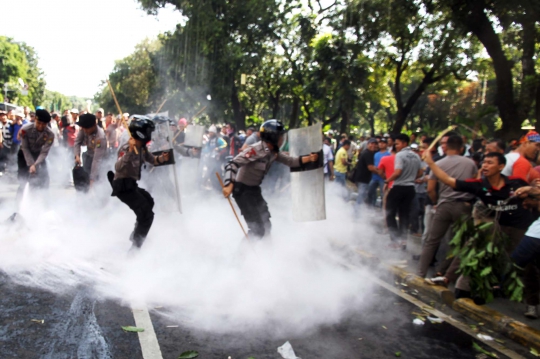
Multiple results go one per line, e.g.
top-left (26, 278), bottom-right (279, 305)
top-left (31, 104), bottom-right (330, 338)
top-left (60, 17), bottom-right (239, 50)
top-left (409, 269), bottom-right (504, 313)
top-left (377, 145), bottom-right (396, 212)
top-left (502, 131), bottom-right (540, 183)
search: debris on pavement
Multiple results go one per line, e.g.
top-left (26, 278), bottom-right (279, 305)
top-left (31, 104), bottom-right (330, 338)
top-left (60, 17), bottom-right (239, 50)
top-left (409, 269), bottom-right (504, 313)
top-left (178, 350), bottom-right (199, 358)
top-left (31, 319), bottom-right (44, 324)
top-left (121, 326), bottom-right (145, 332)
top-left (412, 318), bottom-right (425, 326)
top-left (277, 341), bottom-right (300, 359)
top-left (477, 334), bottom-right (494, 341)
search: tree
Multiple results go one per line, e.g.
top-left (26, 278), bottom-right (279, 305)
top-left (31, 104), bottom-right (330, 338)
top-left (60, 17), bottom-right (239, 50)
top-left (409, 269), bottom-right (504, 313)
top-left (439, 0), bottom-right (540, 139)
top-left (0, 37), bottom-right (46, 108)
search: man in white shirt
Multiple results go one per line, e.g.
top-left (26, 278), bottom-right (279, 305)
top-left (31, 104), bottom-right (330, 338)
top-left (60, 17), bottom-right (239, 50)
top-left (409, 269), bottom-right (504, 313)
top-left (323, 136), bottom-right (334, 180)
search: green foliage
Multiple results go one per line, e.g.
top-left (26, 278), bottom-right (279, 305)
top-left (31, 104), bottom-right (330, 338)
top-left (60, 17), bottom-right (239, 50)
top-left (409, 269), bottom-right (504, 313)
top-left (178, 351), bottom-right (199, 358)
top-left (0, 36), bottom-right (46, 108)
top-left (449, 216), bottom-right (523, 304)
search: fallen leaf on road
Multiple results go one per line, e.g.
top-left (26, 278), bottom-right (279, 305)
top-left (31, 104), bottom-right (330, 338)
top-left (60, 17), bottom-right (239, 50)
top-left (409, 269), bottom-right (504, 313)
top-left (178, 351), bottom-right (199, 358)
top-left (531, 348), bottom-right (540, 357)
top-left (382, 325), bottom-right (388, 330)
top-left (395, 351), bottom-right (401, 357)
top-left (121, 326), bottom-right (144, 333)
top-left (472, 342), bottom-right (498, 358)
top-left (31, 319), bottom-right (44, 324)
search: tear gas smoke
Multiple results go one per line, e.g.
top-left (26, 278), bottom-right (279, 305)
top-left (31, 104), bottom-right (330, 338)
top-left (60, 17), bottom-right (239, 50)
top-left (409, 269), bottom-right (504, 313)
top-left (0, 174), bottom-right (378, 337)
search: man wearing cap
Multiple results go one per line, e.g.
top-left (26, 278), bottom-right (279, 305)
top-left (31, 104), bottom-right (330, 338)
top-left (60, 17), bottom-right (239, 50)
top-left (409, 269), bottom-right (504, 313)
top-left (74, 113), bottom-right (108, 189)
top-left (17, 109), bottom-right (55, 190)
top-left (11, 109), bottom-right (27, 157)
top-left (367, 137), bottom-right (390, 206)
top-left (95, 108), bottom-right (106, 129)
top-left (203, 125), bottom-right (227, 190)
top-left (502, 130), bottom-right (540, 183)
top-left (70, 108), bottom-right (79, 124)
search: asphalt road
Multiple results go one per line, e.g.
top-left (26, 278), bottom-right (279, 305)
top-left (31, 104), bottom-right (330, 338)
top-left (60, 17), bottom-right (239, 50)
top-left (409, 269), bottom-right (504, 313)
top-left (0, 270), bottom-right (523, 359)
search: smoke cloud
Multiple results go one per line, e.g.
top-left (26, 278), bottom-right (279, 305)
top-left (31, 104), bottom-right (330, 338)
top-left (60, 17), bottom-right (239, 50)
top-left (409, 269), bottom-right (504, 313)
top-left (0, 173), bottom-right (377, 337)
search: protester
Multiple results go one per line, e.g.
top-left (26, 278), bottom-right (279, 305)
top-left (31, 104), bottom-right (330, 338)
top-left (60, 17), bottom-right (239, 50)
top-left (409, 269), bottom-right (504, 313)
top-left (384, 134), bottom-right (422, 249)
top-left (423, 150), bottom-right (538, 311)
top-left (0, 111), bottom-right (12, 175)
top-left (418, 135), bottom-right (478, 279)
top-left (409, 143), bottom-right (427, 236)
top-left (333, 139), bottom-right (351, 198)
top-left (502, 131), bottom-right (540, 183)
top-left (367, 137), bottom-right (390, 207)
top-left (323, 136), bottom-right (335, 181)
top-left (353, 138), bottom-right (378, 212)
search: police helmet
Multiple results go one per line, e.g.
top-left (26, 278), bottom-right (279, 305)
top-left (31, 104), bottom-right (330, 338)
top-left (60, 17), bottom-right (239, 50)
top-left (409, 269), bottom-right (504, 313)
top-left (129, 115), bottom-right (155, 143)
top-left (259, 119), bottom-right (285, 149)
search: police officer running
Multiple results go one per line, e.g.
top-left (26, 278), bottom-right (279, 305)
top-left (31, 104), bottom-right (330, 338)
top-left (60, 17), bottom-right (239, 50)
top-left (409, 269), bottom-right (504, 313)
top-left (74, 113), bottom-right (108, 190)
top-left (108, 116), bottom-right (169, 250)
top-left (222, 120), bottom-right (318, 239)
top-left (18, 109), bottom-right (54, 192)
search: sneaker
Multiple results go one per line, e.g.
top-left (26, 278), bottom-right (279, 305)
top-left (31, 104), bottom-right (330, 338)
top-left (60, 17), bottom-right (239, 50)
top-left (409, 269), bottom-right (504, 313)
top-left (425, 276), bottom-right (448, 287)
top-left (524, 305), bottom-right (539, 319)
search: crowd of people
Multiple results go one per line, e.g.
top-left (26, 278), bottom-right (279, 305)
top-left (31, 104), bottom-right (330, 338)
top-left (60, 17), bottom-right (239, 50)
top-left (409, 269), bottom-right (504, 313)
top-left (324, 129), bottom-right (540, 320)
top-left (3, 105), bottom-right (540, 320)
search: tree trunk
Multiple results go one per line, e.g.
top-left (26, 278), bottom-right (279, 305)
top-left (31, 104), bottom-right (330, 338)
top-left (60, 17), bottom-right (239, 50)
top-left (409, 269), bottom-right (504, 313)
top-left (451, 0), bottom-right (521, 140)
top-left (231, 84), bottom-right (246, 130)
top-left (516, 14), bottom-right (537, 127)
top-left (289, 97), bottom-right (300, 129)
top-left (271, 90), bottom-right (281, 119)
top-left (340, 110), bottom-right (349, 135)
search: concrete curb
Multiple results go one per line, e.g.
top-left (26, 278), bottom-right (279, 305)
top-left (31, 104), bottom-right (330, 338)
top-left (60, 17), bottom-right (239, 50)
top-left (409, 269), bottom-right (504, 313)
top-left (453, 298), bottom-right (540, 350)
top-left (352, 248), bottom-right (540, 351)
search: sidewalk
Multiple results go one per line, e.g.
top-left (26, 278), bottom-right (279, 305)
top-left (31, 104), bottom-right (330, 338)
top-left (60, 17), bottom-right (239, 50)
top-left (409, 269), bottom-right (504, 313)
top-left (347, 209), bottom-right (540, 350)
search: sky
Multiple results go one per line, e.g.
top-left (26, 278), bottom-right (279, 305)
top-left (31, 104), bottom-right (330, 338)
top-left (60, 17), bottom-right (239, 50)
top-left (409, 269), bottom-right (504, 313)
top-left (0, 0), bottom-right (184, 98)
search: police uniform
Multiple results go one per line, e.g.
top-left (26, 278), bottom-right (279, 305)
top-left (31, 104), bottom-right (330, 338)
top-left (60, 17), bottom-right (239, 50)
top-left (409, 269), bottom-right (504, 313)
top-left (224, 140), bottom-right (306, 239)
top-left (110, 143), bottom-right (158, 248)
top-left (74, 126), bottom-right (107, 182)
top-left (18, 122), bottom-right (54, 188)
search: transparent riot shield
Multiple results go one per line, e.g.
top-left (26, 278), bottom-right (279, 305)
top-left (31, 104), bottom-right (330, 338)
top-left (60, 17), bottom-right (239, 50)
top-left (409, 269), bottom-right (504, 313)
top-left (288, 123), bottom-right (326, 222)
top-left (148, 120), bottom-right (182, 214)
top-left (183, 125), bottom-right (205, 147)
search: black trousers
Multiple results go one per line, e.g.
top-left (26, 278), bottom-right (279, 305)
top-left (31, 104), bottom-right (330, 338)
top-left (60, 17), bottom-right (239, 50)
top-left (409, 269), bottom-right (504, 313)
top-left (385, 185), bottom-right (416, 241)
top-left (110, 174), bottom-right (155, 248)
top-left (232, 183), bottom-right (271, 239)
top-left (17, 149), bottom-right (49, 189)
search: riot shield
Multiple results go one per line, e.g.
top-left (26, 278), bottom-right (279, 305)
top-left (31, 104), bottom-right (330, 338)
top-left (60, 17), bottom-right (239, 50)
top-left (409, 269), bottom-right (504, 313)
top-left (288, 123), bottom-right (326, 222)
top-left (183, 125), bottom-right (205, 147)
top-left (148, 119), bottom-right (182, 214)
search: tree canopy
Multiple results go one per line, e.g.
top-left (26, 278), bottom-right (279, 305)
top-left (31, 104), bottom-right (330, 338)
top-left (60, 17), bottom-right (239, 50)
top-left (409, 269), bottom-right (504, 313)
top-left (92, 0), bottom-right (539, 139)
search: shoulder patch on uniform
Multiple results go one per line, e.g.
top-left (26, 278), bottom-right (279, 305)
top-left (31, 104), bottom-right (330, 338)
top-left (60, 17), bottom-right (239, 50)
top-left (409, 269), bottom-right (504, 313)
top-left (96, 139), bottom-right (101, 148)
top-left (245, 148), bottom-right (256, 158)
top-left (20, 129), bottom-right (26, 137)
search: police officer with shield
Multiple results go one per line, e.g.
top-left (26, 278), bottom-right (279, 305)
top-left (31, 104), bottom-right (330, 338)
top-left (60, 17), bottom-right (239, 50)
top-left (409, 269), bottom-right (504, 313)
top-left (108, 115), bottom-right (170, 250)
top-left (222, 120), bottom-right (319, 239)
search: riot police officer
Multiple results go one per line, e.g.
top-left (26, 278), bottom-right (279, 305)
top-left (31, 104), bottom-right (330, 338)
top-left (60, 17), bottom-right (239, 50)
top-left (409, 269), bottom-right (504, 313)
top-left (74, 113), bottom-right (107, 190)
top-left (108, 115), bottom-right (170, 250)
top-left (18, 109), bottom-right (54, 191)
top-left (222, 120), bottom-right (318, 239)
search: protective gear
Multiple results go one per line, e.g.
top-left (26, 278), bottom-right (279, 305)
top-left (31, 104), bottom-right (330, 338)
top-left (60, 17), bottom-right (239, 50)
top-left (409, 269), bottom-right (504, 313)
top-left (151, 115), bottom-right (171, 124)
top-left (129, 115), bottom-right (155, 144)
top-left (35, 109), bottom-right (52, 123)
top-left (289, 123), bottom-right (326, 222)
top-left (259, 119), bottom-right (285, 150)
top-left (178, 118), bottom-right (187, 127)
top-left (208, 125), bottom-right (217, 134)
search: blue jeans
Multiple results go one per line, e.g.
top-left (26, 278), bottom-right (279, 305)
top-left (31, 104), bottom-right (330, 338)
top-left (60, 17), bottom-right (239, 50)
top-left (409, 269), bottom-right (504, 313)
top-left (334, 172), bottom-right (348, 201)
top-left (367, 178), bottom-right (384, 207)
top-left (512, 235), bottom-right (540, 269)
top-left (511, 235), bottom-right (540, 305)
top-left (355, 182), bottom-right (369, 214)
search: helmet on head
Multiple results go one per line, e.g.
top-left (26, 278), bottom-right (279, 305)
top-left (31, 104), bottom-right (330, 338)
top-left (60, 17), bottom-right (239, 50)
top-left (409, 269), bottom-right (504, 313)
top-left (260, 119), bottom-right (285, 149)
top-left (129, 115), bottom-right (155, 144)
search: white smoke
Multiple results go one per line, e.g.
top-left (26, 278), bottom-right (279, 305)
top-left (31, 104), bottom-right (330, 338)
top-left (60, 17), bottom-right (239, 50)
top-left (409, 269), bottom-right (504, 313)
top-left (0, 172), bottom-right (378, 337)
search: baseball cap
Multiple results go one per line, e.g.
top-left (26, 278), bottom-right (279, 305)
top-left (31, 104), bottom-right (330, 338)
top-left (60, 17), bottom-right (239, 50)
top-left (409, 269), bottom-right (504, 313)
top-left (13, 109), bottom-right (24, 117)
top-left (379, 137), bottom-right (387, 143)
top-left (368, 138), bottom-right (378, 144)
top-left (70, 108), bottom-right (79, 114)
top-left (520, 130), bottom-right (540, 144)
top-left (411, 143), bottom-right (419, 150)
top-left (97, 108), bottom-right (104, 113)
